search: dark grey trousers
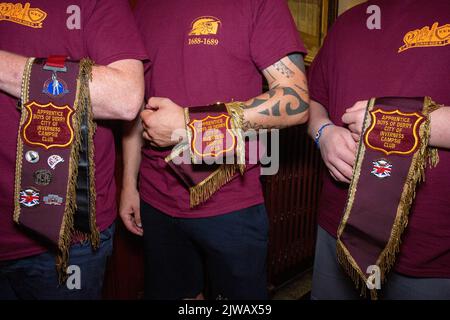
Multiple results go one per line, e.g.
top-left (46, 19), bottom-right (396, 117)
top-left (311, 226), bottom-right (450, 300)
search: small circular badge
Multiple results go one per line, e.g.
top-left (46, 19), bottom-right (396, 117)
top-left (33, 169), bottom-right (53, 186)
top-left (25, 150), bottom-right (40, 164)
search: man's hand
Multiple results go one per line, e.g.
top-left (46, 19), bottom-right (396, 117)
top-left (119, 187), bottom-right (143, 236)
top-left (341, 100), bottom-right (368, 142)
top-left (319, 125), bottom-right (357, 183)
top-left (140, 97), bottom-right (186, 148)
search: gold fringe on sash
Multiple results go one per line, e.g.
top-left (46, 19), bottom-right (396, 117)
top-left (336, 97), bottom-right (441, 300)
top-left (13, 58), bottom-right (35, 223)
top-left (55, 58), bottom-right (98, 282)
top-left (189, 164), bottom-right (241, 208)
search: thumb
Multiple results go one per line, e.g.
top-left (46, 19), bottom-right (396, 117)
top-left (134, 206), bottom-right (142, 228)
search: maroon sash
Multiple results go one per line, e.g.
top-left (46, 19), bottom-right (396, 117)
top-left (336, 97), bottom-right (440, 299)
top-left (14, 56), bottom-right (98, 279)
top-left (166, 102), bottom-right (245, 207)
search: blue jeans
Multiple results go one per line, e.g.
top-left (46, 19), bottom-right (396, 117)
top-left (0, 224), bottom-right (114, 300)
top-left (311, 226), bottom-right (450, 300)
top-left (141, 202), bottom-right (269, 300)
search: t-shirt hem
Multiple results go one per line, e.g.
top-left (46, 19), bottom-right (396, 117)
top-left (310, 94), bottom-right (329, 111)
top-left (0, 219), bottom-right (115, 262)
top-left (141, 195), bottom-right (265, 218)
top-left (257, 45), bottom-right (307, 71)
top-left (95, 52), bottom-right (150, 67)
top-left (394, 265), bottom-right (450, 278)
top-left (0, 247), bottom-right (48, 262)
top-left (318, 219), bottom-right (338, 238)
top-left (318, 221), bottom-right (450, 278)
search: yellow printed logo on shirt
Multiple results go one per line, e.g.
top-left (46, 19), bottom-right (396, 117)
top-left (188, 16), bottom-right (221, 46)
top-left (399, 22), bottom-right (450, 53)
top-left (0, 2), bottom-right (47, 28)
top-left (189, 16), bottom-right (221, 36)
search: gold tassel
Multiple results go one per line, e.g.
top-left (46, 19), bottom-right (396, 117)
top-left (226, 102), bottom-right (246, 174)
top-left (13, 58), bottom-right (35, 223)
top-left (56, 58), bottom-right (97, 282)
top-left (189, 164), bottom-right (240, 207)
top-left (374, 97), bottom-right (441, 293)
top-left (79, 59), bottom-right (100, 249)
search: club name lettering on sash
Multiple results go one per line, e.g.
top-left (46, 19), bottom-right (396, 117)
top-left (22, 101), bottom-right (74, 149)
top-left (189, 114), bottom-right (236, 159)
top-left (364, 108), bottom-right (424, 155)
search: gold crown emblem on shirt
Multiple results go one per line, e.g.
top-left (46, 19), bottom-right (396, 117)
top-left (0, 2), bottom-right (47, 28)
top-left (399, 22), bottom-right (450, 53)
top-left (189, 16), bottom-right (221, 36)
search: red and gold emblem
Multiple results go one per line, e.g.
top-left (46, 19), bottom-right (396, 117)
top-left (22, 101), bottom-right (74, 149)
top-left (188, 114), bottom-right (236, 159)
top-left (364, 108), bottom-right (424, 156)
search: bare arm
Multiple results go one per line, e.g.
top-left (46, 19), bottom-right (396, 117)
top-left (429, 107), bottom-right (450, 149)
top-left (141, 53), bottom-right (309, 147)
top-left (309, 99), bottom-right (357, 183)
top-left (242, 53), bottom-right (309, 130)
top-left (119, 108), bottom-right (145, 236)
top-left (0, 50), bottom-right (144, 120)
top-left (307, 99), bottom-right (334, 139)
top-left (122, 112), bottom-right (144, 191)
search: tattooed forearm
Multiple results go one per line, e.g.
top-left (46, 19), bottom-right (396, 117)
top-left (256, 87), bottom-right (308, 117)
top-left (295, 83), bottom-right (308, 95)
top-left (242, 119), bottom-right (287, 131)
top-left (287, 53), bottom-right (306, 73)
top-left (241, 53), bottom-right (309, 131)
top-left (274, 61), bottom-right (294, 78)
top-left (258, 101), bottom-right (280, 116)
top-left (246, 85), bottom-right (279, 108)
top-left (284, 87), bottom-right (309, 115)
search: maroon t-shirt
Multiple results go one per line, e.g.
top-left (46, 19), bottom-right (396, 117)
top-left (0, 0), bottom-right (148, 261)
top-left (309, 0), bottom-right (450, 277)
top-left (134, 0), bottom-right (307, 218)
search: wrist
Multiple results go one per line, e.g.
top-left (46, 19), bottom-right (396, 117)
top-left (122, 180), bottom-right (139, 192)
top-left (314, 122), bottom-right (334, 148)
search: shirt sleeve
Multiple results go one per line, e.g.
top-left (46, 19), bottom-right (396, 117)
top-left (250, 0), bottom-right (307, 70)
top-left (83, 0), bottom-right (149, 66)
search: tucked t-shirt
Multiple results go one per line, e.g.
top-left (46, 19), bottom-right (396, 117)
top-left (309, 0), bottom-right (450, 277)
top-left (0, 0), bottom-right (148, 261)
top-left (134, 0), bottom-right (307, 218)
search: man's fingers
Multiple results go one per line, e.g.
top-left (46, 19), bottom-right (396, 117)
top-left (351, 132), bottom-right (360, 142)
top-left (341, 111), bottom-right (356, 125)
top-left (328, 164), bottom-right (350, 184)
top-left (133, 207), bottom-right (142, 228)
top-left (142, 130), bottom-right (152, 141)
top-left (140, 109), bottom-right (154, 125)
top-left (339, 147), bottom-right (356, 167)
top-left (334, 158), bottom-right (353, 181)
top-left (148, 96), bottom-right (173, 109)
top-left (121, 212), bottom-right (143, 236)
top-left (343, 132), bottom-right (358, 153)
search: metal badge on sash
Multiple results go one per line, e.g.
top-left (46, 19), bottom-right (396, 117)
top-left (336, 97), bottom-right (441, 299)
top-left (14, 56), bottom-right (99, 280)
top-left (166, 102), bottom-right (246, 208)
